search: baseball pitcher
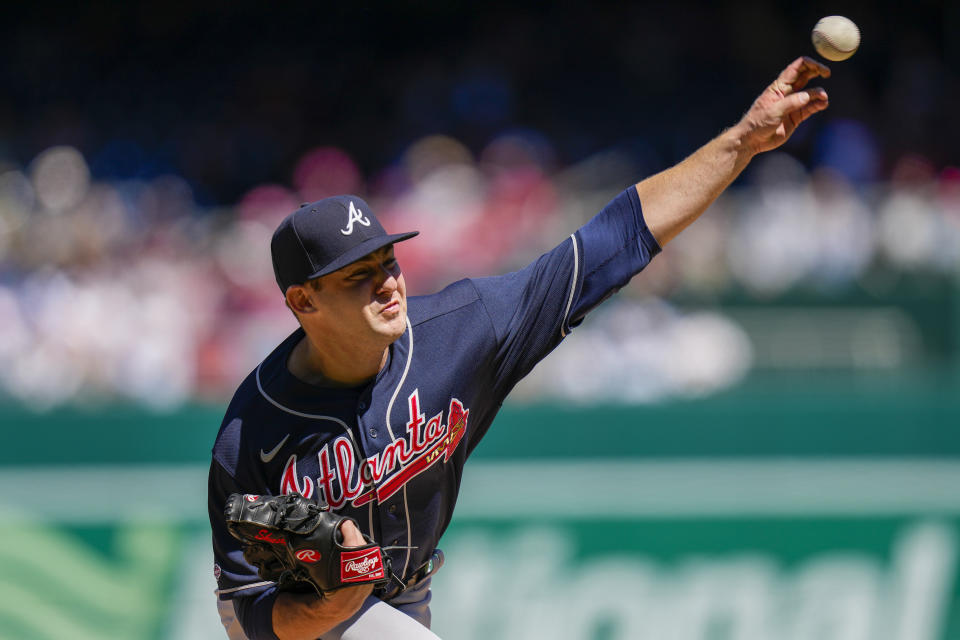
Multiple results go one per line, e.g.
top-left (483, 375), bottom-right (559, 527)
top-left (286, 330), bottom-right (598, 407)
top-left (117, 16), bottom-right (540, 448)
top-left (209, 57), bottom-right (830, 639)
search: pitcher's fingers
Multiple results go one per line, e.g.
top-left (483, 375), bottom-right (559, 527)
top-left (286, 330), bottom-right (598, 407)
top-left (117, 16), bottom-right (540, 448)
top-left (791, 65), bottom-right (828, 91)
top-left (786, 89), bottom-right (830, 128)
top-left (799, 56), bottom-right (831, 84)
top-left (794, 95), bottom-right (830, 124)
top-left (783, 86), bottom-right (829, 115)
top-left (339, 519), bottom-right (366, 547)
top-left (777, 56), bottom-right (831, 93)
top-left (768, 89), bottom-right (809, 119)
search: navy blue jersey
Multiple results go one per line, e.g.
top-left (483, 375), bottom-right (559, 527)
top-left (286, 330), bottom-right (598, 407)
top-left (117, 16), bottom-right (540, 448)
top-left (209, 187), bottom-right (660, 638)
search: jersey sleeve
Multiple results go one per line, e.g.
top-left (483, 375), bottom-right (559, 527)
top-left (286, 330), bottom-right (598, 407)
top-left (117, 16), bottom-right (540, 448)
top-left (569, 185), bottom-right (661, 323)
top-left (209, 459), bottom-right (281, 640)
top-left (470, 186), bottom-right (660, 393)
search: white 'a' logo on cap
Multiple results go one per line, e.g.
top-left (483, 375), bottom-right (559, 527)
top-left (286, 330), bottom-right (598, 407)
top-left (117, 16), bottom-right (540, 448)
top-left (341, 201), bottom-right (371, 235)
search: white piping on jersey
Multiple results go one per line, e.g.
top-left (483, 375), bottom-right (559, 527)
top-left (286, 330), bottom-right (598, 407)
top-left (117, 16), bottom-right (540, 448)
top-left (560, 233), bottom-right (580, 338)
top-left (256, 319), bottom-right (418, 579)
top-left (401, 484), bottom-right (413, 576)
top-left (215, 580), bottom-right (274, 595)
top-left (383, 315), bottom-right (415, 577)
top-left (255, 363), bottom-right (364, 463)
top-left (383, 315), bottom-right (414, 441)
top-left (254, 355), bottom-right (390, 589)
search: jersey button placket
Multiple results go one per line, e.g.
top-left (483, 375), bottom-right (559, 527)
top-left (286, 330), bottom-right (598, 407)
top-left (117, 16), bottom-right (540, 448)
top-left (356, 401), bottom-right (378, 443)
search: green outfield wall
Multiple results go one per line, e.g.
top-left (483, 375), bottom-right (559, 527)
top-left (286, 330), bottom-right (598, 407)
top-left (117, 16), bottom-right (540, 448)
top-left (2, 371), bottom-right (958, 465)
top-left (1, 377), bottom-right (958, 639)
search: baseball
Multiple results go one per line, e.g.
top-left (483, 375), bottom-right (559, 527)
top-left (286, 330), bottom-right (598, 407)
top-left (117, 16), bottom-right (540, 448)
top-left (812, 16), bottom-right (860, 61)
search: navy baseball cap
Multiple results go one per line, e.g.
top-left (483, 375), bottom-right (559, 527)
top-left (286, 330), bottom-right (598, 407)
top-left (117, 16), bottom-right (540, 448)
top-left (271, 195), bottom-right (418, 292)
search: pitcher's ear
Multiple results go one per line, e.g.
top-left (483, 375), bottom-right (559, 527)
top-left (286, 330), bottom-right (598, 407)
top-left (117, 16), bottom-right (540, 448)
top-left (285, 284), bottom-right (318, 315)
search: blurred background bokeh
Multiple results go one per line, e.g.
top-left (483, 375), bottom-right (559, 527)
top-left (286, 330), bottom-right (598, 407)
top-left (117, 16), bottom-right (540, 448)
top-left (1, 1), bottom-right (958, 639)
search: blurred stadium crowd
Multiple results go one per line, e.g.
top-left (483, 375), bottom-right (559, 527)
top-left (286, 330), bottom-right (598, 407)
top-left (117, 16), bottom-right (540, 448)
top-left (0, 136), bottom-right (957, 409)
top-left (0, 2), bottom-right (957, 410)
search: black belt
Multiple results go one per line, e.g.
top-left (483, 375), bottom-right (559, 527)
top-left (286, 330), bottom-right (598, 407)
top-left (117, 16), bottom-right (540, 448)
top-left (377, 548), bottom-right (444, 600)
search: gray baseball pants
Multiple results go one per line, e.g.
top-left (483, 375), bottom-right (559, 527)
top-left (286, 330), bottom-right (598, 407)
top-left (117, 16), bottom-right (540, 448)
top-left (321, 578), bottom-right (441, 639)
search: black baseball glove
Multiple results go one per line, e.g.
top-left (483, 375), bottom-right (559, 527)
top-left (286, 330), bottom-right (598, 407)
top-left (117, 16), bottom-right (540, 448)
top-left (224, 492), bottom-right (390, 594)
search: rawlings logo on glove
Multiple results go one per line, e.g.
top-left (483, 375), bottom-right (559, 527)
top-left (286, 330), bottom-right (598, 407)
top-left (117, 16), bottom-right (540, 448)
top-left (224, 492), bottom-right (390, 593)
top-left (341, 548), bottom-right (386, 582)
